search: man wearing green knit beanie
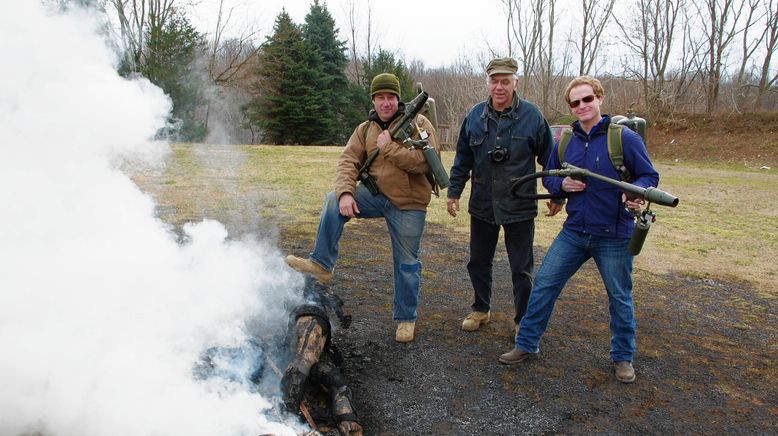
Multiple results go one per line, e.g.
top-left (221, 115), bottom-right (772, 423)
top-left (285, 72), bottom-right (436, 344)
top-left (370, 72), bottom-right (401, 98)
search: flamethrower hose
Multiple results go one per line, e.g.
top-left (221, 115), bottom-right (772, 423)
top-left (510, 171), bottom-right (567, 200)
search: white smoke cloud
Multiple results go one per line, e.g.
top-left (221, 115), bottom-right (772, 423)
top-left (0, 2), bottom-right (303, 435)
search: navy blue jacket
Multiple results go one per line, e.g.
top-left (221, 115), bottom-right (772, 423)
top-left (448, 95), bottom-right (554, 225)
top-left (543, 116), bottom-right (660, 238)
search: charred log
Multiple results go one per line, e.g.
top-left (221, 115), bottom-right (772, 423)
top-left (281, 279), bottom-right (362, 435)
top-left (194, 278), bottom-right (360, 435)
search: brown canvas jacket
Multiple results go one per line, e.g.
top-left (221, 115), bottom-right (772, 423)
top-left (334, 114), bottom-right (436, 211)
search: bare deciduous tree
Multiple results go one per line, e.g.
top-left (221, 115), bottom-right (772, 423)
top-left (341, 0), bottom-right (375, 83)
top-left (734, 0), bottom-right (766, 85)
top-left (411, 58), bottom-right (486, 148)
top-left (103, 0), bottom-right (176, 72)
top-left (503, 0), bottom-right (540, 97)
top-left (207, 0), bottom-right (259, 87)
top-left (535, 0), bottom-right (559, 115)
top-left (670, 3), bottom-right (708, 112)
top-left (729, 0), bottom-right (768, 111)
top-left (698, 0), bottom-right (744, 112)
top-left (577, 0), bottom-right (615, 76)
top-left (756, 0), bottom-right (778, 109)
top-left (502, 0), bottom-right (514, 57)
top-left (614, 0), bottom-right (682, 117)
top-left (343, 0), bottom-right (361, 82)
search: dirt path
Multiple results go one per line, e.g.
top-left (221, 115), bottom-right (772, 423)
top-left (280, 219), bottom-right (777, 435)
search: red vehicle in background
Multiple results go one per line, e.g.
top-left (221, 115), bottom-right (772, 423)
top-left (550, 124), bottom-right (569, 145)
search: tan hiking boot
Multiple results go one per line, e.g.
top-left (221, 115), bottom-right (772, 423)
top-left (284, 255), bottom-right (332, 283)
top-left (395, 322), bottom-right (415, 343)
top-left (498, 347), bottom-right (537, 365)
top-left (461, 311), bottom-right (490, 332)
top-left (614, 361), bottom-right (636, 383)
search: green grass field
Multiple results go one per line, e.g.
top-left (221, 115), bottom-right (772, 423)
top-left (130, 143), bottom-right (778, 296)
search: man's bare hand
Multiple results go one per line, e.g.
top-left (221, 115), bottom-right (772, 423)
top-left (545, 201), bottom-right (563, 216)
top-left (447, 198), bottom-right (460, 217)
top-left (339, 193), bottom-right (360, 218)
top-left (561, 176), bottom-right (586, 192)
top-left (376, 130), bottom-right (392, 149)
top-left (622, 193), bottom-right (645, 212)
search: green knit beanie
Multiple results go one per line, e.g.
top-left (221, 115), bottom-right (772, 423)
top-left (370, 73), bottom-right (401, 98)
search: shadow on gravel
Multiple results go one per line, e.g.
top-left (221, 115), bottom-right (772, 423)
top-left (280, 218), bottom-right (777, 435)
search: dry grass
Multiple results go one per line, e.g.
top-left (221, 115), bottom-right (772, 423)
top-left (130, 144), bottom-right (778, 297)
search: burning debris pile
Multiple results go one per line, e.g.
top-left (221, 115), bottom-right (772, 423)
top-left (195, 278), bottom-right (362, 435)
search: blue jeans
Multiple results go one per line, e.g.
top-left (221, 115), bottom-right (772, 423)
top-left (309, 183), bottom-right (426, 322)
top-left (515, 228), bottom-right (636, 362)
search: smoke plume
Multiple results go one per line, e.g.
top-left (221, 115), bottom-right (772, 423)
top-left (0, 2), bottom-right (302, 435)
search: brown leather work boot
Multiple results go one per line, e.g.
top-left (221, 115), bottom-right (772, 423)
top-left (395, 322), bottom-right (415, 343)
top-left (284, 255), bottom-right (332, 283)
top-left (614, 361), bottom-right (636, 383)
top-left (498, 347), bottom-right (537, 365)
top-left (461, 311), bottom-right (490, 332)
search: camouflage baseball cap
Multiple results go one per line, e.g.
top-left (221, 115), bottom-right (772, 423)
top-left (370, 73), bottom-right (401, 98)
top-left (486, 57), bottom-right (518, 76)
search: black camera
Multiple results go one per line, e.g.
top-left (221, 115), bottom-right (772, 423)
top-left (489, 145), bottom-right (509, 162)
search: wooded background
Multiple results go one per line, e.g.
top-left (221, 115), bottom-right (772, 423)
top-left (67, 0), bottom-right (777, 145)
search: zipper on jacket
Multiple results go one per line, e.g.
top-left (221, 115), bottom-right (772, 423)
top-left (583, 138), bottom-right (589, 232)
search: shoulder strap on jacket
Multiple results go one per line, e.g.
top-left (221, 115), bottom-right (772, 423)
top-left (607, 124), bottom-right (630, 181)
top-left (557, 128), bottom-right (573, 164)
top-left (361, 120), bottom-right (372, 145)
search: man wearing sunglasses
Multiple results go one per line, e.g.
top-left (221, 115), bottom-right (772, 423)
top-left (447, 57), bottom-right (555, 338)
top-left (499, 76), bottom-right (659, 384)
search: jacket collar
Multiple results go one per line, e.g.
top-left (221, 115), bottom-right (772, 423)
top-left (481, 93), bottom-right (521, 133)
top-left (368, 102), bottom-right (405, 130)
top-left (572, 114), bottom-right (611, 138)
top-left (482, 93), bottom-right (520, 120)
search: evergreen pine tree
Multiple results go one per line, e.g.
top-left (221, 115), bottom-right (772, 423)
top-left (302, 0), bottom-right (350, 144)
top-left (243, 10), bottom-right (320, 144)
top-left (135, 12), bottom-right (207, 141)
top-left (341, 81), bottom-right (372, 134)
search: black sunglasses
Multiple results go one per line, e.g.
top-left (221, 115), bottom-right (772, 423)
top-left (569, 94), bottom-right (596, 108)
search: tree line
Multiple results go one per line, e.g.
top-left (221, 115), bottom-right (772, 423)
top-left (76, 0), bottom-right (776, 145)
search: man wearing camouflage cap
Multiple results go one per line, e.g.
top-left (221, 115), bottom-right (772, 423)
top-left (285, 73), bottom-right (437, 343)
top-left (447, 57), bottom-right (555, 337)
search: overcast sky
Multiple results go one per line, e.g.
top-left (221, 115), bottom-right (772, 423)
top-left (183, 0), bottom-right (773, 77)
top-left (190, 0), bottom-right (581, 69)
